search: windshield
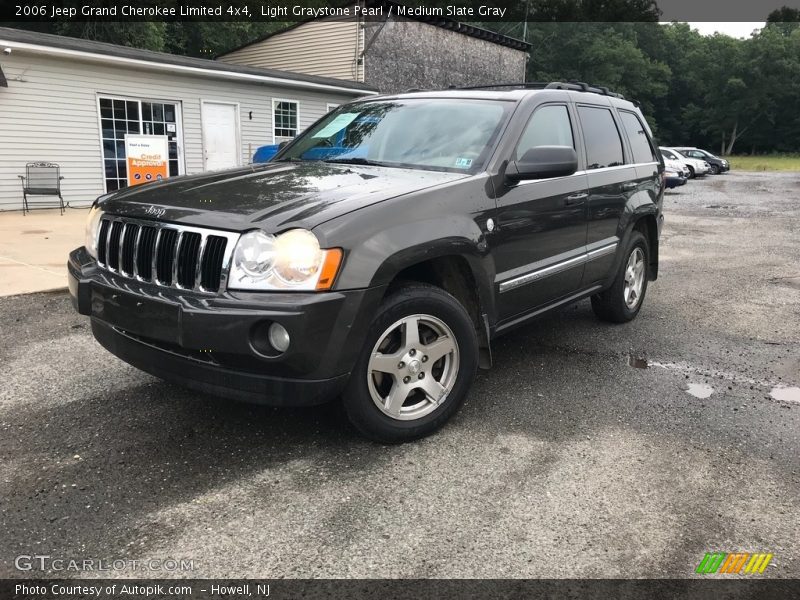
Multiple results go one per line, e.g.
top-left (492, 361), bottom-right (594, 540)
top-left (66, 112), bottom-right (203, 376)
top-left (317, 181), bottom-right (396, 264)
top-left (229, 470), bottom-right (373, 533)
top-left (275, 99), bottom-right (511, 173)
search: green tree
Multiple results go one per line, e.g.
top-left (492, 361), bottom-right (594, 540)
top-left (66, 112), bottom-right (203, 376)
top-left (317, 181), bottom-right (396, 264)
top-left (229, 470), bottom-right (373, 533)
top-left (52, 22), bottom-right (167, 52)
top-left (525, 23), bottom-right (670, 128)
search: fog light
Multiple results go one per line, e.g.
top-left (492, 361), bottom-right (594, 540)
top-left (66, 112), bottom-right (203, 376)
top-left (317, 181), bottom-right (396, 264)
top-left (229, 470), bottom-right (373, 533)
top-left (268, 323), bottom-right (290, 353)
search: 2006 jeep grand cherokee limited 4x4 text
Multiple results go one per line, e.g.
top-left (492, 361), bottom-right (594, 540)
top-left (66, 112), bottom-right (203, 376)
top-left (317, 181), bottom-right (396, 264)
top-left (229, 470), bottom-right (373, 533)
top-left (69, 82), bottom-right (664, 442)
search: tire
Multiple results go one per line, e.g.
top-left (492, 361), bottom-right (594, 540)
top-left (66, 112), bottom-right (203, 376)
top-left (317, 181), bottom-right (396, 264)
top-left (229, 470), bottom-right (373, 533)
top-left (686, 165), bottom-right (695, 179)
top-left (591, 231), bottom-right (650, 323)
top-left (342, 282), bottom-right (478, 443)
top-left (710, 164), bottom-right (720, 175)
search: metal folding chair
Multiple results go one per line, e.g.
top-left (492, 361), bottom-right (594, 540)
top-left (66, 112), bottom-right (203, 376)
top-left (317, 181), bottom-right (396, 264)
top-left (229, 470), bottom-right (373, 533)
top-left (18, 162), bottom-right (65, 215)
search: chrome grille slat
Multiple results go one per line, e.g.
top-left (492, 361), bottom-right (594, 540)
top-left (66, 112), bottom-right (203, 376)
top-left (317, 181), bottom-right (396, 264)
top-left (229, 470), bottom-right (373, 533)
top-left (156, 228), bottom-right (178, 285)
top-left (194, 234), bottom-right (208, 289)
top-left (151, 228), bottom-right (162, 283)
top-left (107, 221), bottom-right (124, 271)
top-left (94, 216), bottom-right (239, 295)
top-left (132, 226), bottom-right (143, 279)
top-left (118, 223), bottom-right (127, 274)
top-left (171, 230), bottom-right (183, 287)
top-left (120, 223), bottom-right (139, 276)
top-left (97, 220), bottom-right (110, 265)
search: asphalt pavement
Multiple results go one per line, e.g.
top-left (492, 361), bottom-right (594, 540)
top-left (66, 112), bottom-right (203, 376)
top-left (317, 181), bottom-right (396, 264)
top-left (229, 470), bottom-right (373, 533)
top-left (1, 171), bottom-right (798, 578)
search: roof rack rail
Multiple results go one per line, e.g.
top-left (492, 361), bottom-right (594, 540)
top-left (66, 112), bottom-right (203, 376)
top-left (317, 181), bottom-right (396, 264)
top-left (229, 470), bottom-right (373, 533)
top-left (450, 82), bottom-right (551, 91)
top-left (545, 81), bottom-right (625, 99)
top-left (448, 81), bottom-right (626, 100)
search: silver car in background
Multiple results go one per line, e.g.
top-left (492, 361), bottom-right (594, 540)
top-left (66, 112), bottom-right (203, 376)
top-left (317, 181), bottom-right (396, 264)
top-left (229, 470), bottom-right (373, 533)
top-left (660, 146), bottom-right (710, 178)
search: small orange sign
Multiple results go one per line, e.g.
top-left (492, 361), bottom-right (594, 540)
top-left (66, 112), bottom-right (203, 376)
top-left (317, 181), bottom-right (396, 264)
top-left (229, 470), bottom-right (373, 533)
top-left (125, 134), bottom-right (169, 187)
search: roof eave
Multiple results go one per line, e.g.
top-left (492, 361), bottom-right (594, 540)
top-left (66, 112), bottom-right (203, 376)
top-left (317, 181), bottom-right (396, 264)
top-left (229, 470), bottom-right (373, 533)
top-left (0, 37), bottom-right (377, 96)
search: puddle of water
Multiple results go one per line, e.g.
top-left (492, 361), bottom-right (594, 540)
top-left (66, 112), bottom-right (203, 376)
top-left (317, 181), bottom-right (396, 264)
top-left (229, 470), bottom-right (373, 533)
top-left (686, 383), bottom-right (714, 399)
top-left (629, 355), bottom-right (649, 369)
top-left (770, 386), bottom-right (800, 403)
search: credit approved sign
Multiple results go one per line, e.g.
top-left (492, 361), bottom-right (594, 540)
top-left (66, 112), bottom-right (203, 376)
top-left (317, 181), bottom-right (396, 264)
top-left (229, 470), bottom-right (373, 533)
top-left (125, 134), bottom-right (169, 186)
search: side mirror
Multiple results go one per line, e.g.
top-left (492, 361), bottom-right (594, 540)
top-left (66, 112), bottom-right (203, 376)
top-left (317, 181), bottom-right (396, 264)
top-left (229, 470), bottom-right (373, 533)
top-left (506, 146), bottom-right (578, 182)
top-left (278, 141), bottom-right (290, 150)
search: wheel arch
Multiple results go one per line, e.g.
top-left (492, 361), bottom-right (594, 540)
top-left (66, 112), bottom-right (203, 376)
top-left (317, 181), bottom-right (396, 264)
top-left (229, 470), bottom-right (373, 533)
top-left (632, 213), bottom-right (659, 280)
top-left (384, 251), bottom-right (495, 369)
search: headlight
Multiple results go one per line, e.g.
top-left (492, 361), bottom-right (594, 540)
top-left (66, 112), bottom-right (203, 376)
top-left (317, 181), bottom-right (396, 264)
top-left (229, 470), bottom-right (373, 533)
top-left (232, 230), bottom-right (277, 278)
top-left (228, 229), bottom-right (342, 291)
top-left (84, 205), bottom-right (104, 259)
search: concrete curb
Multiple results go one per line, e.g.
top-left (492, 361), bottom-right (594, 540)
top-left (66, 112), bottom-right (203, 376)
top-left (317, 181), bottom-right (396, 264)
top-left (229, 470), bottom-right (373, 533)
top-left (0, 286), bottom-right (69, 299)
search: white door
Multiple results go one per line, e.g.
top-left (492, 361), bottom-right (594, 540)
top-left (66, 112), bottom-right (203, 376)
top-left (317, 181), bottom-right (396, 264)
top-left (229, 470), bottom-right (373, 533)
top-left (202, 102), bottom-right (239, 171)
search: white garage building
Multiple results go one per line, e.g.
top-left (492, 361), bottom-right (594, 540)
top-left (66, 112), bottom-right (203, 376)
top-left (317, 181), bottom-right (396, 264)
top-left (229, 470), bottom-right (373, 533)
top-left (0, 27), bottom-right (376, 211)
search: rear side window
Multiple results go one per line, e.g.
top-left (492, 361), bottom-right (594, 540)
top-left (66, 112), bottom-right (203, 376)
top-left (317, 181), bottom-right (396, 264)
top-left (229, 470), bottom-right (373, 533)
top-left (661, 148), bottom-right (678, 160)
top-left (577, 106), bottom-right (624, 169)
top-left (619, 110), bottom-right (657, 164)
top-left (515, 105), bottom-right (574, 159)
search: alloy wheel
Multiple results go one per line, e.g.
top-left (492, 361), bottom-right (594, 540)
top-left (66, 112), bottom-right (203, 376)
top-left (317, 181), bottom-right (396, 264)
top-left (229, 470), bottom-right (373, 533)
top-left (366, 314), bottom-right (460, 420)
top-left (623, 247), bottom-right (646, 309)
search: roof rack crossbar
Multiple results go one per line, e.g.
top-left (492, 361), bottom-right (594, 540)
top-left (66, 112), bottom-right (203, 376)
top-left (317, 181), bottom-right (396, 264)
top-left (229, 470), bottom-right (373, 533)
top-left (445, 81), bottom-right (626, 100)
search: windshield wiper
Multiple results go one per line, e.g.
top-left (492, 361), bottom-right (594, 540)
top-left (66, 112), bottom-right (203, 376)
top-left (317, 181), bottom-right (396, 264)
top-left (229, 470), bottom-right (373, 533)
top-left (323, 158), bottom-right (389, 167)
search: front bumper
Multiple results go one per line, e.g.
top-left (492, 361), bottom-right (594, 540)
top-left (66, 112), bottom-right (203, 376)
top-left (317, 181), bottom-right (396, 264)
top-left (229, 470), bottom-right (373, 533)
top-left (69, 247), bottom-right (385, 406)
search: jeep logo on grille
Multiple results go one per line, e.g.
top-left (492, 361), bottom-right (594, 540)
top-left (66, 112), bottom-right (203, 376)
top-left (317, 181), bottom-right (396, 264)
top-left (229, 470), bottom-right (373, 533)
top-left (144, 205), bottom-right (166, 218)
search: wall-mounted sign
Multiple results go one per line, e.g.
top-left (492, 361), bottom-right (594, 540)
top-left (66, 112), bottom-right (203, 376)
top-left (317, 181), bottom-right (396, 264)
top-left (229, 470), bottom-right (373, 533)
top-left (125, 134), bottom-right (169, 187)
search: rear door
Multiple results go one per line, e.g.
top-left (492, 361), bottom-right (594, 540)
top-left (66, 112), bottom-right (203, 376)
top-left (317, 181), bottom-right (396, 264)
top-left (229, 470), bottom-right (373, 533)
top-left (576, 103), bottom-right (636, 285)
top-left (493, 102), bottom-right (589, 322)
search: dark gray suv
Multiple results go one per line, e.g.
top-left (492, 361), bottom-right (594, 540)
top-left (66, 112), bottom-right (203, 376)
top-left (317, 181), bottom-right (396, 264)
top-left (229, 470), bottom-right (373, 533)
top-left (69, 82), bottom-right (664, 442)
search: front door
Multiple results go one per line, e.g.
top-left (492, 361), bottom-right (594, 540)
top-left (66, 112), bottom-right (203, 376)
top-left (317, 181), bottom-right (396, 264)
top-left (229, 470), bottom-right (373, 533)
top-left (202, 102), bottom-right (239, 171)
top-left (493, 103), bottom-right (589, 323)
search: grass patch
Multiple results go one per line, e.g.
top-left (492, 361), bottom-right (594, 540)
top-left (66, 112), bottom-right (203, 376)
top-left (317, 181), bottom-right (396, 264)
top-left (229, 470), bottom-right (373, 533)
top-left (726, 155), bottom-right (800, 172)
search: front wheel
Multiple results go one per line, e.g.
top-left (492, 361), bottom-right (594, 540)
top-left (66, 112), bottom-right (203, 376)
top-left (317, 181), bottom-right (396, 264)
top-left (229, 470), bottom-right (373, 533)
top-left (342, 283), bottom-right (479, 443)
top-left (591, 231), bottom-right (650, 323)
top-left (710, 164), bottom-right (720, 174)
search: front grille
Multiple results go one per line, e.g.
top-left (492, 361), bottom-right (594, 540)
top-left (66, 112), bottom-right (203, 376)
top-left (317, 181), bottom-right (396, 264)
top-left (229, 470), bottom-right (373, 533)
top-left (95, 216), bottom-right (239, 293)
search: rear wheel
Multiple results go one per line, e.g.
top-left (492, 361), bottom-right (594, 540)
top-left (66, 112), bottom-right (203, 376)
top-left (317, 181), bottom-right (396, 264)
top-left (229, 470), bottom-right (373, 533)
top-left (342, 283), bottom-right (478, 443)
top-left (686, 165), bottom-right (695, 178)
top-left (591, 231), bottom-right (649, 323)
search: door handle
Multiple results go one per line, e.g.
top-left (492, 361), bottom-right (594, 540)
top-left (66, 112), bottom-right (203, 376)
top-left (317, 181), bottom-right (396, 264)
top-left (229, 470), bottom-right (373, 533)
top-left (622, 182), bottom-right (638, 191)
top-left (565, 192), bottom-right (588, 205)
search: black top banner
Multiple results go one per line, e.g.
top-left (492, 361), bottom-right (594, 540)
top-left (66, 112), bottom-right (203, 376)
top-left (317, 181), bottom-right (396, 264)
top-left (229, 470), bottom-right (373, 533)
top-left (0, 0), bottom-right (798, 23)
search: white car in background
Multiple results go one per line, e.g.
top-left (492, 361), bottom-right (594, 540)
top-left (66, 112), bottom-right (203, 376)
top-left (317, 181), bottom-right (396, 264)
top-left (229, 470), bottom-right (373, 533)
top-left (660, 146), bottom-right (710, 178)
top-left (661, 153), bottom-right (691, 180)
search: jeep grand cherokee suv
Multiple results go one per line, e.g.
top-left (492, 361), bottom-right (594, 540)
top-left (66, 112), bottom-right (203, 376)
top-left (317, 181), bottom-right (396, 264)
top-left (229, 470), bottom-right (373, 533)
top-left (69, 82), bottom-right (664, 442)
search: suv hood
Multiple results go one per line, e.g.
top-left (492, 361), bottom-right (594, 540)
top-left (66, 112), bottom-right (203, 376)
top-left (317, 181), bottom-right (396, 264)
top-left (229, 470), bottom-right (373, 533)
top-left (98, 162), bottom-right (468, 232)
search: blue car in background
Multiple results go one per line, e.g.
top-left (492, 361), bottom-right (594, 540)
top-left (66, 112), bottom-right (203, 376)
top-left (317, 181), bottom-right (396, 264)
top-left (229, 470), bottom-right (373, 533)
top-left (252, 114), bottom-right (378, 163)
top-left (252, 144), bottom-right (281, 163)
top-left (664, 168), bottom-right (688, 189)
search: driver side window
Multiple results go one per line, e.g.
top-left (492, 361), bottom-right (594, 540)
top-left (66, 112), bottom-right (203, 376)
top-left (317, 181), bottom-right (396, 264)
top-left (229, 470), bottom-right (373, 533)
top-left (516, 105), bottom-right (574, 160)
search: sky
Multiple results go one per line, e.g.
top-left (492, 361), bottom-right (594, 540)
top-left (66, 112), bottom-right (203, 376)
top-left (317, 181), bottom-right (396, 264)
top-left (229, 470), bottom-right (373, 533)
top-left (685, 22), bottom-right (765, 38)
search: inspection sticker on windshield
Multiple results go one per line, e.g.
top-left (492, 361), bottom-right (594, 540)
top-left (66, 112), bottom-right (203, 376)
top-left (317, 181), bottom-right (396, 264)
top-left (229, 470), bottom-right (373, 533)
top-left (312, 113), bottom-right (359, 138)
top-left (454, 157), bottom-right (473, 169)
